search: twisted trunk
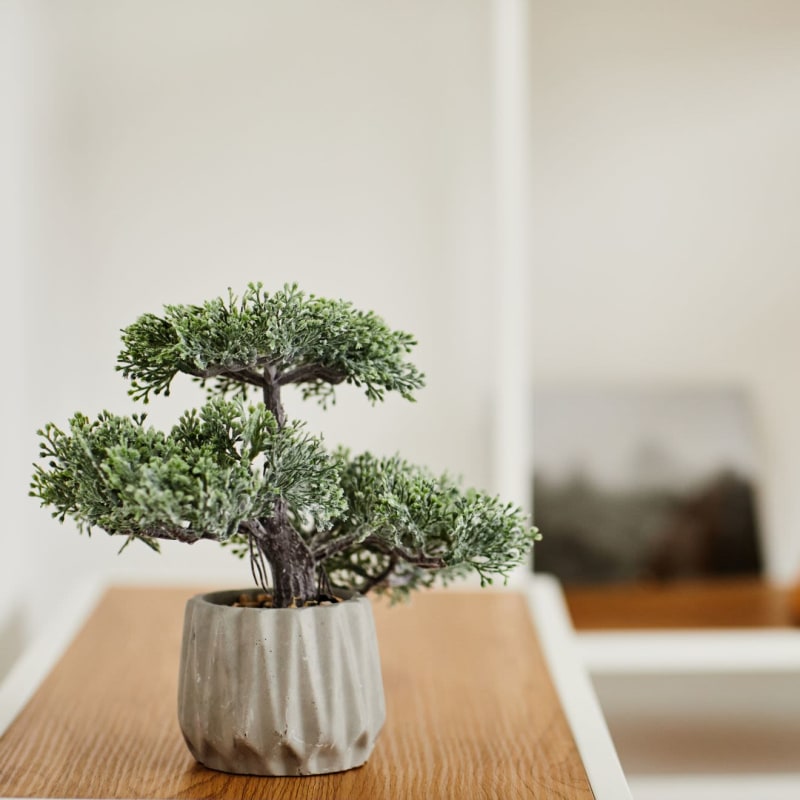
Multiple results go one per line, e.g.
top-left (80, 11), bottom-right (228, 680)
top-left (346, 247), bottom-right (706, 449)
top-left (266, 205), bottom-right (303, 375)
top-left (251, 366), bottom-right (317, 607)
top-left (256, 505), bottom-right (317, 607)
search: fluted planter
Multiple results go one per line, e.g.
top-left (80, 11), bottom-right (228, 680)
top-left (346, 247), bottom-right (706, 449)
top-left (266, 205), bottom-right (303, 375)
top-left (178, 589), bottom-right (386, 776)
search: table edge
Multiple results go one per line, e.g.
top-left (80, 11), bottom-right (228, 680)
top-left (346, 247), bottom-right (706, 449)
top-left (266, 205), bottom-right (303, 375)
top-left (526, 574), bottom-right (632, 800)
top-left (0, 578), bottom-right (106, 739)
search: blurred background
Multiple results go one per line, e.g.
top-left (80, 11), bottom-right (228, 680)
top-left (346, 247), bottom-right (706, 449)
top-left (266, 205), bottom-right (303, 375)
top-left (2, 1), bottom-right (800, 792)
top-left (4, 0), bottom-right (800, 639)
top-left (1, 0), bottom-right (508, 670)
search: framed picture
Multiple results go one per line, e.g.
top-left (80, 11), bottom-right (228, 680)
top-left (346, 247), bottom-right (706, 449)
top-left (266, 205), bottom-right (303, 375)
top-left (532, 386), bottom-right (763, 585)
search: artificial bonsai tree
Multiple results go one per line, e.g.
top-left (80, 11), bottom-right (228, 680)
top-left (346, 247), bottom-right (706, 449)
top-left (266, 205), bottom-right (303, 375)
top-left (32, 284), bottom-right (538, 608)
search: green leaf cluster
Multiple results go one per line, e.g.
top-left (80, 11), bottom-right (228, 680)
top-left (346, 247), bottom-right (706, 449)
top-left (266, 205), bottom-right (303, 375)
top-left (117, 283), bottom-right (425, 406)
top-left (321, 451), bottom-right (539, 601)
top-left (32, 283), bottom-right (538, 599)
top-left (31, 399), bottom-right (344, 549)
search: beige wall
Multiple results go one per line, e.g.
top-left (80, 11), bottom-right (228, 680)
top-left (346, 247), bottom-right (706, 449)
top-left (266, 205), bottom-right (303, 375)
top-left (10, 0), bottom-right (498, 652)
top-left (0, 0), bottom-right (34, 677)
top-left (531, 0), bottom-right (800, 581)
top-left (5, 1), bottom-right (800, 675)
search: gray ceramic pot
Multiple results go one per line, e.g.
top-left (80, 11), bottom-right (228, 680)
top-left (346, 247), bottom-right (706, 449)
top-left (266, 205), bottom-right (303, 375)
top-left (177, 589), bottom-right (386, 776)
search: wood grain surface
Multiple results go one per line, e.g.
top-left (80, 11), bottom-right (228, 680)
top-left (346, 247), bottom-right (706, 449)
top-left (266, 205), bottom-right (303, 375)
top-left (0, 587), bottom-right (593, 799)
top-left (565, 577), bottom-right (795, 630)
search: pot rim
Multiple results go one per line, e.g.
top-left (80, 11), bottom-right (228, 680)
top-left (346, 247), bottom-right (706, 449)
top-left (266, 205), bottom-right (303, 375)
top-left (189, 587), bottom-right (364, 611)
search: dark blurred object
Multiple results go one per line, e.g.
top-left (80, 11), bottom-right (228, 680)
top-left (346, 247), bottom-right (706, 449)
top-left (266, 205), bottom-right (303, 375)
top-left (646, 471), bottom-right (760, 579)
top-left (532, 387), bottom-right (763, 585)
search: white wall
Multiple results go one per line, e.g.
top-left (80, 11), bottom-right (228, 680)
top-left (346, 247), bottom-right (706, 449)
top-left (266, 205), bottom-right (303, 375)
top-left (0, 0), bottom-right (34, 678)
top-left (530, 0), bottom-right (800, 582)
top-left (5, 0), bottom-right (498, 662)
top-left (7, 0), bottom-right (800, 677)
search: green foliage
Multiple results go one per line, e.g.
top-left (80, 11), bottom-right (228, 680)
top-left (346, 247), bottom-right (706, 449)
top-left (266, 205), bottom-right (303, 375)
top-left (33, 283), bottom-right (538, 602)
top-left (117, 283), bottom-right (425, 406)
top-left (320, 451), bottom-right (539, 601)
top-left (31, 399), bottom-right (344, 548)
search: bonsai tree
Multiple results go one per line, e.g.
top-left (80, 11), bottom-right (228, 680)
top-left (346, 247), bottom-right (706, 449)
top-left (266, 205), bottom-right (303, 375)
top-left (32, 284), bottom-right (538, 608)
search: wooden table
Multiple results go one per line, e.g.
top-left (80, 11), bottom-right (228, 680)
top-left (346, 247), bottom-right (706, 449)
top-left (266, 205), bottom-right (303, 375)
top-left (0, 579), bottom-right (629, 799)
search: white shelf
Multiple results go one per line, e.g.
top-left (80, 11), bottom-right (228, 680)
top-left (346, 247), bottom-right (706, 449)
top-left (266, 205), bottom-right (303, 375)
top-left (526, 575), bottom-right (633, 800)
top-left (629, 774), bottom-right (800, 800)
top-left (578, 629), bottom-right (800, 675)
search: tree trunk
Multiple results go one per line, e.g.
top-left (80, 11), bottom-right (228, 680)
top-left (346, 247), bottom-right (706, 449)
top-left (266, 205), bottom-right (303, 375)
top-left (263, 365), bottom-right (286, 428)
top-left (254, 368), bottom-right (317, 607)
top-left (254, 502), bottom-right (317, 607)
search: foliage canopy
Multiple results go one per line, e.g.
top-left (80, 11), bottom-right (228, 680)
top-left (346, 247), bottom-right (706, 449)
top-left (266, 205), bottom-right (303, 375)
top-left (32, 283), bottom-right (538, 606)
top-left (117, 283), bottom-right (424, 406)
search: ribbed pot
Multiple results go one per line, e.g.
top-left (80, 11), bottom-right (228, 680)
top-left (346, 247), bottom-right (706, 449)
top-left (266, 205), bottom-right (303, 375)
top-left (178, 589), bottom-right (386, 776)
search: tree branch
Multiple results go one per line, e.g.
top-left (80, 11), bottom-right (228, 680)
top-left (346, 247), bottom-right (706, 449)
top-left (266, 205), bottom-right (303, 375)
top-left (277, 364), bottom-right (347, 386)
top-left (221, 368), bottom-right (267, 387)
top-left (363, 535), bottom-right (446, 568)
top-left (185, 363), bottom-right (248, 378)
top-left (313, 530), bottom-right (363, 560)
top-left (358, 553), bottom-right (398, 594)
top-left (186, 363), bottom-right (267, 387)
top-left (263, 365), bottom-right (285, 428)
top-left (240, 520), bottom-right (271, 593)
top-left (129, 526), bottom-right (220, 544)
top-left (239, 518), bottom-right (269, 540)
top-left (314, 530), bottom-right (446, 568)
